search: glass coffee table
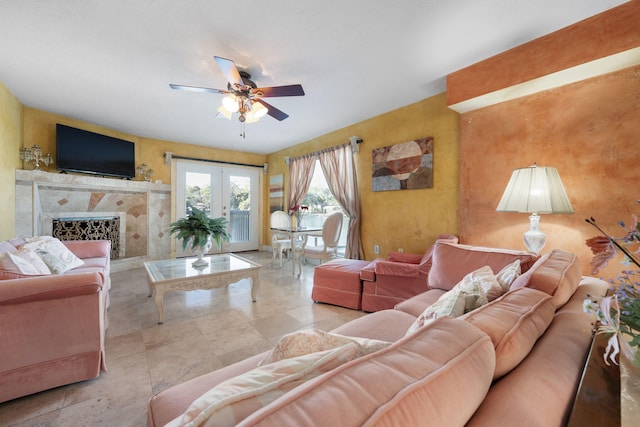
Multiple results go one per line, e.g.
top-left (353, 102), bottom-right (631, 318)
top-left (144, 253), bottom-right (262, 324)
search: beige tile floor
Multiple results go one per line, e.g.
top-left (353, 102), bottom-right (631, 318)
top-left (0, 251), bottom-right (366, 427)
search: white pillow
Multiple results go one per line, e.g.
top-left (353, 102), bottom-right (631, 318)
top-left (13, 248), bottom-right (51, 274)
top-left (0, 251), bottom-right (49, 275)
top-left (495, 259), bottom-right (522, 291)
top-left (169, 343), bottom-right (359, 427)
top-left (260, 329), bottom-right (390, 366)
top-left (22, 237), bottom-right (84, 274)
top-left (405, 289), bottom-right (467, 335)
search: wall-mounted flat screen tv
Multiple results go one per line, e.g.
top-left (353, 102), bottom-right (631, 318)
top-left (56, 124), bottom-right (136, 179)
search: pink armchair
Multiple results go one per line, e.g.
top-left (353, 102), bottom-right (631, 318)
top-left (360, 235), bottom-right (458, 312)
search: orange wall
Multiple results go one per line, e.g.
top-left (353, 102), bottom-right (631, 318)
top-left (453, 2), bottom-right (640, 280)
top-left (267, 93), bottom-right (460, 260)
top-left (458, 65), bottom-right (640, 279)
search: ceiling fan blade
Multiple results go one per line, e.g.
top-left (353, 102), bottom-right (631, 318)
top-left (257, 84), bottom-right (305, 98)
top-left (256, 100), bottom-right (289, 121)
top-left (169, 84), bottom-right (229, 94)
top-left (214, 56), bottom-right (244, 88)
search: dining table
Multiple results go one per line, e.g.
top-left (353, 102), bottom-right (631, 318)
top-left (270, 225), bottom-right (322, 276)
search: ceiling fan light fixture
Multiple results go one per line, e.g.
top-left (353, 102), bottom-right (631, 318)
top-left (222, 95), bottom-right (239, 113)
top-left (252, 102), bottom-right (268, 119)
top-left (216, 106), bottom-right (232, 120)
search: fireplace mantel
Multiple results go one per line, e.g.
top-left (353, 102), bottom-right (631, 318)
top-left (15, 170), bottom-right (172, 271)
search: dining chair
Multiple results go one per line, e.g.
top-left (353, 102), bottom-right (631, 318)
top-left (296, 211), bottom-right (344, 276)
top-left (270, 210), bottom-right (292, 267)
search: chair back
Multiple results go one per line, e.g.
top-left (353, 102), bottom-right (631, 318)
top-left (270, 211), bottom-right (291, 229)
top-left (321, 212), bottom-right (344, 248)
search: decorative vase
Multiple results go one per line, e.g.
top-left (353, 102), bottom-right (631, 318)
top-left (191, 236), bottom-right (213, 267)
top-left (620, 339), bottom-right (640, 426)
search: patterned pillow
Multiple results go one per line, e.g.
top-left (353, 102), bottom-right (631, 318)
top-left (454, 265), bottom-right (504, 302)
top-left (13, 248), bottom-right (51, 274)
top-left (0, 250), bottom-right (50, 275)
top-left (260, 329), bottom-right (390, 366)
top-left (22, 237), bottom-right (84, 274)
top-left (168, 343), bottom-right (359, 427)
top-left (495, 260), bottom-right (521, 291)
top-left (405, 289), bottom-right (467, 335)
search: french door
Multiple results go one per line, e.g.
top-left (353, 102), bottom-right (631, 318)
top-left (175, 160), bottom-right (259, 256)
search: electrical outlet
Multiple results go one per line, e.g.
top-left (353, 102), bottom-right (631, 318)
top-left (398, 248), bottom-right (403, 253)
top-left (373, 245), bottom-right (380, 255)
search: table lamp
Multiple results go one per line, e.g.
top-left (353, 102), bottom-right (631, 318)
top-left (496, 164), bottom-right (573, 254)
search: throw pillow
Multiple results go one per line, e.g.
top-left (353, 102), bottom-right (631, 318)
top-left (22, 237), bottom-right (84, 274)
top-left (495, 259), bottom-right (521, 292)
top-left (168, 343), bottom-right (359, 427)
top-left (450, 266), bottom-right (500, 304)
top-left (13, 248), bottom-right (52, 274)
top-left (260, 329), bottom-right (390, 366)
top-left (405, 289), bottom-right (467, 335)
top-left (0, 250), bottom-right (50, 275)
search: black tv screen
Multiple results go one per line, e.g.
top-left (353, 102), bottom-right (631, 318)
top-left (56, 124), bottom-right (135, 179)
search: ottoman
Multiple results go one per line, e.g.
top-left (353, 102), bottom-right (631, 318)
top-left (312, 259), bottom-right (370, 310)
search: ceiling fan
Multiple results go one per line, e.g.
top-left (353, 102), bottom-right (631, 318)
top-left (169, 56), bottom-right (305, 129)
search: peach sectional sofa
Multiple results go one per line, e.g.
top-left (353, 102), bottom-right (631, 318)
top-left (0, 237), bottom-right (111, 403)
top-left (148, 243), bottom-right (607, 426)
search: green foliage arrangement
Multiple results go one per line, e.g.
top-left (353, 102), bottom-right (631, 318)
top-left (168, 208), bottom-right (230, 251)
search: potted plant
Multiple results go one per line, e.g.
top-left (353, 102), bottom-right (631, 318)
top-left (168, 208), bottom-right (230, 267)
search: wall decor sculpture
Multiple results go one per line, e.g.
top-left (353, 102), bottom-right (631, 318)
top-left (372, 136), bottom-right (433, 192)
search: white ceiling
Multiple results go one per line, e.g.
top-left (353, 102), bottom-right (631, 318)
top-left (0, 0), bottom-right (628, 154)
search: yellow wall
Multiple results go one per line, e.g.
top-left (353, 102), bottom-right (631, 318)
top-left (5, 89), bottom-right (459, 256)
top-left (0, 81), bottom-right (22, 240)
top-left (22, 107), bottom-right (267, 186)
top-left (267, 93), bottom-right (460, 260)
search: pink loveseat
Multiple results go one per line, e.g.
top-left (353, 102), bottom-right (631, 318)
top-left (148, 243), bottom-right (606, 426)
top-left (359, 234), bottom-right (459, 311)
top-left (0, 238), bottom-right (111, 403)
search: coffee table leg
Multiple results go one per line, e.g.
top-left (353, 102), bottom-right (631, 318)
top-left (251, 272), bottom-right (260, 302)
top-left (154, 285), bottom-right (165, 324)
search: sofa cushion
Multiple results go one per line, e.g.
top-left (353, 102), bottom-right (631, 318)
top-left (260, 329), bottom-right (390, 366)
top-left (510, 249), bottom-right (582, 308)
top-left (461, 287), bottom-right (555, 379)
top-left (167, 344), bottom-right (359, 427)
top-left (394, 289), bottom-right (446, 317)
top-left (428, 242), bottom-right (539, 291)
top-left (330, 309), bottom-right (417, 342)
top-left (237, 317), bottom-right (496, 427)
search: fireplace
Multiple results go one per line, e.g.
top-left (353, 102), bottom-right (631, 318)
top-left (52, 216), bottom-right (120, 259)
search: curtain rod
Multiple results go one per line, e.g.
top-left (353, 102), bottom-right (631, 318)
top-left (164, 152), bottom-right (266, 170)
top-left (287, 141), bottom-right (355, 163)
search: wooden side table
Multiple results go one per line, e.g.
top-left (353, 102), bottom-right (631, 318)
top-left (567, 331), bottom-right (620, 426)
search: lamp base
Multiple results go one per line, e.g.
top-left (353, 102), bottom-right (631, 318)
top-left (523, 213), bottom-right (546, 254)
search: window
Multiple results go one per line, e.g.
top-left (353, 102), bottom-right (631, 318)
top-left (301, 160), bottom-right (348, 253)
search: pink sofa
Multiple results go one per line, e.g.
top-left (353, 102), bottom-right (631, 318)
top-left (148, 243), bottom-right (607, 426)
top-left (0, 238), bottom-right (111, 403)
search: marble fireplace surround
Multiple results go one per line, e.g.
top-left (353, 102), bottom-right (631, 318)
top-left (15, 170), bottom-right (172, 271)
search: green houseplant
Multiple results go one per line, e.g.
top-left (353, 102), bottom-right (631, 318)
top-left (168, 208), bottom-right (230, 266)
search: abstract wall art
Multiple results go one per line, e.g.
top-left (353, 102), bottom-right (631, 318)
top-left (372, 136), bottom-right (434, 192)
